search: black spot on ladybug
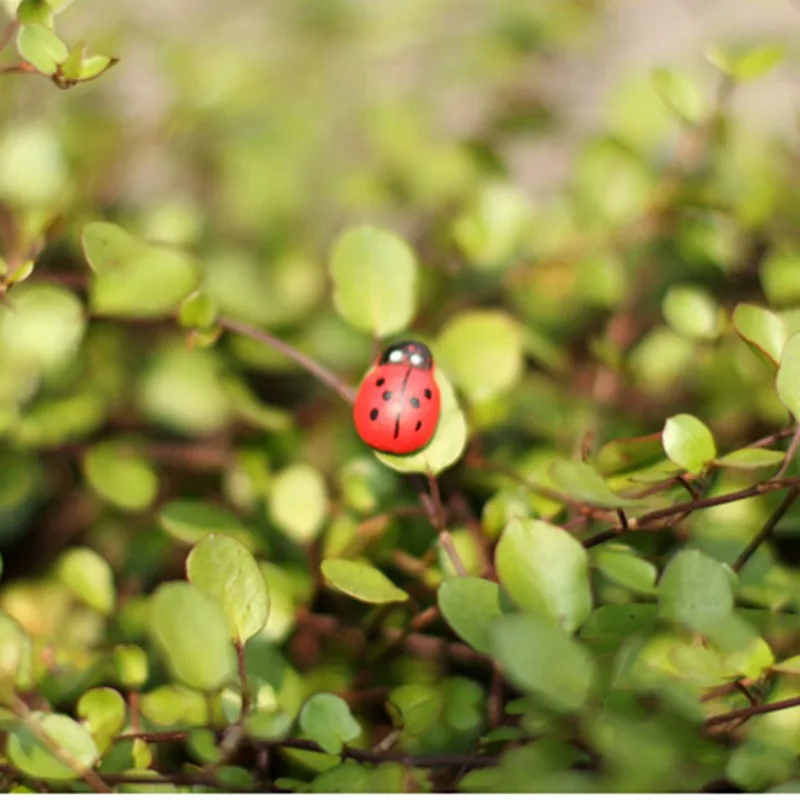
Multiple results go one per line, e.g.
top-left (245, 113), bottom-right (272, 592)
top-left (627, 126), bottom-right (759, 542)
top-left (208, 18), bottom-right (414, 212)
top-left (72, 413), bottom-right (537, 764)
top-left (410, 397), bottom-right (420, 409)
top-left (369, 408), bottom-right (379, 421)
top-left (415, 421), bottom-right (422, 431)
top-left (424, 388), bottom-right (432, 400)
top-left (376, 377), bottom-right (385, 387)
top-left (382, 391), bottom-right (392, 401)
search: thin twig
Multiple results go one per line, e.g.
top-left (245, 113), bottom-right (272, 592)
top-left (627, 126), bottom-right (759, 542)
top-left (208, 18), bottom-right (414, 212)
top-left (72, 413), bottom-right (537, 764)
top-left (731, 486), bottom-right (800, 573)
top-left (777, 422), bottom-right (800, 479)
top-left (235, 639), bottom-right (251, 719)
top-left (705, 695), bottom-right (800, 729)
top-left (218, 316), bottom-right (356, 405)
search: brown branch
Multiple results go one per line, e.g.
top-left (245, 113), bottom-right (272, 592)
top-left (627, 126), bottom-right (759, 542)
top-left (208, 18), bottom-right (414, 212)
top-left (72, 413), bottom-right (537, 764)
top-left (218, 316), bottom-right (356, 405)
top-left (731, 486), bottom-right (800, 573)
top-left (235, 639), bottom-right (251, 719)
top-left (705, 695), bottom-right (800, 729)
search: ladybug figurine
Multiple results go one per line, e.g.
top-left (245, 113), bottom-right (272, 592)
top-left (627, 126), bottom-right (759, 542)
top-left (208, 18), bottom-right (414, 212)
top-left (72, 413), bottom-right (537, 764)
top-left (353, 340), bottom-right (442, 455)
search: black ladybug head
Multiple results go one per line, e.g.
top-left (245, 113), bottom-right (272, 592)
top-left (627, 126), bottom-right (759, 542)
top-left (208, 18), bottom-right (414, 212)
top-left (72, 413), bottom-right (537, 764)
top-left (378, 340), bottom-right (434, 370)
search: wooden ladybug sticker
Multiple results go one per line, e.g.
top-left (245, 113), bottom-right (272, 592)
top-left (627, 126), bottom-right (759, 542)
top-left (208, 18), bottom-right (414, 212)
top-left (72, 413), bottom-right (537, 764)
top-left (353, 340), bottom-right (442, 455)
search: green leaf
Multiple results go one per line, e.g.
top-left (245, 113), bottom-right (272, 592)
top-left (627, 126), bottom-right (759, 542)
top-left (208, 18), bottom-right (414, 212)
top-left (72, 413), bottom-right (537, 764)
top-left (495, 518), bottom-right (592, 633)
top-left (298, 693), bottom-right (362, 755)
top-left (761, 250), bottom-right (800, 307)
top-left (186, 534), bottom-right (269, 643)
top-left (82, 442), bottom-right (159, 512)
top-left (595, 546), bottom-right (657, 596)
top-left (178, 290), bottom-right (218, 330)
top-left (662, 414), bottom-right (716, 473)
top-left (55, 547), bottom-right (116, 615)
top-left (490, 614), bottom-right (596, 713)
top-left (7, 712), bottom-right (99, 781)
top-left (713, 448), bottom-right (784, 470)
top-left (732, 303), bottom-right (786, 368)
top-left (659, 549), bottom-right (734, 635)
top-left (777, 332), bottom-right (800, 418)
top-left (16, 23), bottom-right (68, 75)
top-left (269, 463), bottom-right (328, 543)
top-left (112, 645), bottom-right (148, 689)
top-left (245, 709), bottom-right (293, 742)
top-left (157, 499), bottom-right (256, 548)
top-left (321, 558), bottom-right (408, 604)
top-left (77, 54), bottom-right (116, 81)
top-left (436, 310), bottom-right (524, 402)
top-left (77, 687), bottom-right (126, 752)
top-left (375, 368), bottom-right (468, 475)
top-left (662, 284), bottom-right (721, 341)
top-left (82, 221), bottom-right (201, 318)
top-left (16, 0), bottom-right (53, 25)
top-left (549, 459), bottom-right (646, 510)
top-left (452, 182), bottom-right (534, 269)
top-left (0, 611), bottom-right (33, 698)
top-left (706, 43), bottom-right (785, 82)
top-left (650, 68), bottom-right (707, 125)
top-left (329, 224), bottom-right (417, 337)
top-left (148, 581), bottom-right (236, 691)
top-left (438, 577), bottom-right (507, 654)
top-left (0, 284), bottom-right (85, 373)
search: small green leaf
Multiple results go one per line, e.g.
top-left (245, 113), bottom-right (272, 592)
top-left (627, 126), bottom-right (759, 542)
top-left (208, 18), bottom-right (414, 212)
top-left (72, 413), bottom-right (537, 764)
top-left (650, 67), bottom-right (707, 125)
top-left (662, 284), bottom-right (721, 341)
top-left (16, 23), bottom-right (68, 75)
top-left (82, 221), bottom-right (201, 318)
top-left (82, 442), bottom-right (159, 512)
top-left (77, 687), bottom-right (126, 752)
top-left (705, 43), bottom-right (785, 82)
top-left (549, 459), bottom-right (646, 510)
top-left (55, 547), bottom-right (116, 615)
top-left (179, 290), bottom-right (218, 330)
top-left (329, 225), bottom-right (417, 337)
top-left (659, 549), bottom-right (734, 635)
top-left (7, 712), bottom-right (99, 781)
top-left (245, 709), bottom-right (293, 742)
top-left (78, 54), bottom-right (115, 81)
top-left (375, 368), bottom-right (468, 475)
top-left (269, 463), bottom-right (328, 543)
top-left (761, 250), bottom-right (800, 307)
top-left (595, 546), bottom-right (657, 596)
top-left (777, 333), bottom-right (800, 418)
top-left (299, 693), bottom-right (362, 755)
top-left (490, 614), bottom-right (596, 713)
top-left (662, 414), bottom-right (717, 473)
top-left (16, 0), bottom-right (53, 26)
top-left (186, 534), bottom-right (269, 643)
top-left (148, 581), bottom-right (236, 691)
top-left (732, 303), bottom-right (786, 368)
top-left (495, 518), bottom-right (592, 633)
top-left (452, 182), bottom-right (534, 270)
top-left (438, 577), bottom-right (507, 654)
top-left (157, 499), bottom-right (256, 548)
top-left (436, 310), bottom-right (524, 402)
top-left (0, 611), bottom-right (33, 698)
top-left (713, 448), bottom-right (785, 470)
top-left (321, 558), bottom-right (409, 604)
top-left (112, 644), bottom-right (148, 689)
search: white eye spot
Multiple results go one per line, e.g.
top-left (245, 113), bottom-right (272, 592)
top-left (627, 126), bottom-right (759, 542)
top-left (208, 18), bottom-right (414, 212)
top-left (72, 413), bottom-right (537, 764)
top-left (410, 353), bottom-right (423, 366)
top-left (389, 350), bottom-right (403, 363)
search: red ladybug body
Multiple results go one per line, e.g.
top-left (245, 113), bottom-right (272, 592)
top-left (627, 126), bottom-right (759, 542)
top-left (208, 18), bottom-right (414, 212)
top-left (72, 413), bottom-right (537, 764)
top-left (353, 340), bottom-right (442, 455)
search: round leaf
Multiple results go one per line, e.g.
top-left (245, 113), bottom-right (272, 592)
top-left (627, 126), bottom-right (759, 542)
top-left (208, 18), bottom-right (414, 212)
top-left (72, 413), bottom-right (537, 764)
top-left (186, 534), bottom-right (269, 643)
top-left (436, 310), bottom-right (523, 402)
top-left (299, 693), bottom-right (362, 755)
top-left (662, 414), bottom-right (717, 473)
top-left (157, 499), bottom-right (256, 549)
top-left (375, 368), bottom-right (468, 475)
top-left (658, 549), bottom-right (734, 635)
top-left (732, 303), bottom-right (786, 368)
top-left (55, 547), bottom-right (116, 615)
top-left (269, 463), bottom-right (328, 543)
top-left (82, 442), bottom-right (159, 512)
top-left (777, 332), bottom-right (800, 418)
top-left (489, 614), bottom-right (596, 713)
top-left (148, 581), bottom-right (236, 691)
top-left (549, 459), bottom-right (646, 510)
top-left (321, 558), bottom-right (408, 605)
top-left (662, 284), bottom-right (721, 341)
top-left (16, 23), bottom-right (68, 75)
top-left (650, 67), bottom-right (707, 124)
top-left (495, 518), bottom-right (592, 633)
top-left (595, 546), bottom-right (657, 596)
top-left (7, 712), bottom-right (99, 781)
top-left (77, 687), bottom-right (126, 751)
top-left (329, 224), bottom-right (417, 337)
top-left (438, 577), bottom-right (507, 654)
top-left (761, 250), bottom-right (800, 307)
